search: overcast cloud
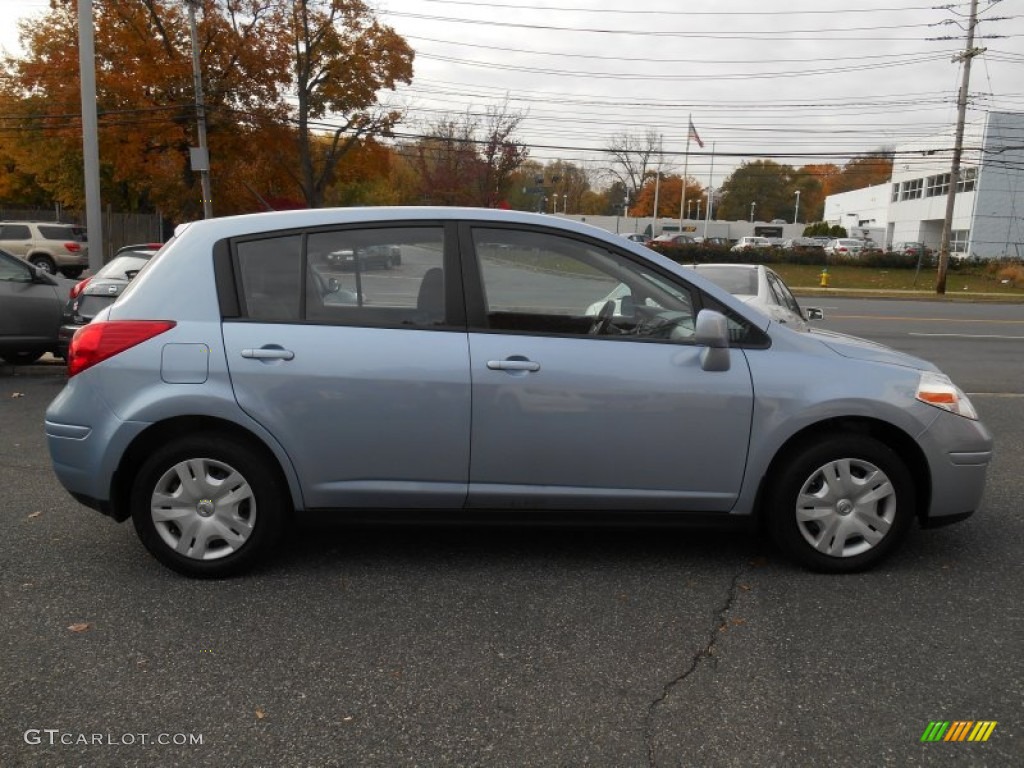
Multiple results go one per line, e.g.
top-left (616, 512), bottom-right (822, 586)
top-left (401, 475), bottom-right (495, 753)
top-left (3, 0), bottom-right (1023, 184)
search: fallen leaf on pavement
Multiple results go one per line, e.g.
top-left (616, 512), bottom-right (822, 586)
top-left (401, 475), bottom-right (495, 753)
top-left (27, 511), bottom-right (43, 519)
top-left (255, 708), bottom-right (267, 720)
top-left (67, 623), bottom-right (91, 633)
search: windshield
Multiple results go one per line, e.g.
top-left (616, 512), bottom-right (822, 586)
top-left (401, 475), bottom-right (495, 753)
top-left (94, 253), bottom-right (153, 280)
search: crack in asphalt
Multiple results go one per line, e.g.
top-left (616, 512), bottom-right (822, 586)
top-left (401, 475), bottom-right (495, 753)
top-left (643, 566), bottom-right (750, 768)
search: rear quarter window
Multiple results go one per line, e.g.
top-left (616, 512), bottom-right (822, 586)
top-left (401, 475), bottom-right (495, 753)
top-left (38, 225), bottom-right (85, 241)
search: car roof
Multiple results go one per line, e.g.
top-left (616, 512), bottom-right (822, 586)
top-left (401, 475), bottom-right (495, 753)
top-left (158, 207), bottom-right (772, 334)
top-left (175, 206), bottom-right (612, 240)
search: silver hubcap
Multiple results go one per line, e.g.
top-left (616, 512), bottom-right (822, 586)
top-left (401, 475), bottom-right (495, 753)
top-left (150, 458), bottom-right (256, 561)
top-left (795, 458), bottom-right (896, 558)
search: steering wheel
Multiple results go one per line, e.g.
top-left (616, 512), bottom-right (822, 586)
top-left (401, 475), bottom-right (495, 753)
top-left (588, 300), bottom-right (616, 336)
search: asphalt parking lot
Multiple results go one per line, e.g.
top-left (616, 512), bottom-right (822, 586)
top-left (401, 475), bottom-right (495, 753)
top-left (2, 298), bottom-right (1021, 767)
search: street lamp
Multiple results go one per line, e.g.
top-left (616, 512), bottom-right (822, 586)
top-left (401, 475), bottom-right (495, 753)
top-left (750, 202), bottom-right (757, 223)
top-left (562, 193), bottom-right (568, 214)
top-left (794, 190), bottom-right (801, 224)
top-left (687, 200), bottom-right (694, 219)
top-left (695, 198), bottom-right (702, 221)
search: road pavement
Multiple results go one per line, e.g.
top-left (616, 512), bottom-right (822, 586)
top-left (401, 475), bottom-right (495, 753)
top-left (1, 300), bottom-right (1021, 767)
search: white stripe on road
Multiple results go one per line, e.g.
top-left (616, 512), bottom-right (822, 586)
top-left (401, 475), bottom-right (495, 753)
top-left (908, 332), bottom-right (1024, 340)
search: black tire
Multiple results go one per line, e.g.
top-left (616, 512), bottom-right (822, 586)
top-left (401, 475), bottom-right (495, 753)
top-left (61, 267), bottom-right (85, 279)
top-left (0, 350), bottom-right (45, 365)
top-left (766, 435), bottom-right (915, 573)
top-left (28, 255), bottom-right (57, 274)
top-left (130, 434), bottom-right (288, 578)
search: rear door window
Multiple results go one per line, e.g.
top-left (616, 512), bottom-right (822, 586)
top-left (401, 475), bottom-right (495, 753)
top-left (231, 225), bottom-right (453, 329)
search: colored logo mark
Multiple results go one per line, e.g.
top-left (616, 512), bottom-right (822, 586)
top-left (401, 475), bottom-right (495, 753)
top-left (921, 721), bottom-right (997, 742)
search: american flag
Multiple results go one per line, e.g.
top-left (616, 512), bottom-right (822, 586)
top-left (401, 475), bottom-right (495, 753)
top-left (688, 118), bottom-right (704, 149)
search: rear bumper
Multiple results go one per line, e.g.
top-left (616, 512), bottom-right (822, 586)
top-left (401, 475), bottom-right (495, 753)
top-left (56, 323), bottom-right (82, 358)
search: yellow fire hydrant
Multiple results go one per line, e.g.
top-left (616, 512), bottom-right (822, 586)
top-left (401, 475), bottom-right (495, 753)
top-left (819, 268), bottom-right (830, 288)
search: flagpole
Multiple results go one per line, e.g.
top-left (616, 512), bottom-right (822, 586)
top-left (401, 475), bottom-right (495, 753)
top-left (703, 142), bottom-right (716, 240)
top-left (679, 120), bottom-right (690, 235)
top-left (652, 170), bottom-right (661, 233)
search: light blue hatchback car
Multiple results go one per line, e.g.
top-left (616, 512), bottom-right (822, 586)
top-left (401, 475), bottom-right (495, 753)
top-left (45, 208), bottom-right (993, 577)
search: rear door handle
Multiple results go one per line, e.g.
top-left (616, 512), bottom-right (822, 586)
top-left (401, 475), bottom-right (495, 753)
top-left (487, 358), bottom-right (540, 373)
top-left (241, 346), bottom-right (295, 361)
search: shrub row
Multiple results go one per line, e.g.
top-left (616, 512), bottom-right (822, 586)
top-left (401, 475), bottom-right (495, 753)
top-left (649, 244), bottom-right (982, 271)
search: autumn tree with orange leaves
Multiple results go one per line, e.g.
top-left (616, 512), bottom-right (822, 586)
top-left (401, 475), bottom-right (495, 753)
top-left (630, 174), bottom-right (705, 220)
top-left (0, 0), bottom-right (412, 218)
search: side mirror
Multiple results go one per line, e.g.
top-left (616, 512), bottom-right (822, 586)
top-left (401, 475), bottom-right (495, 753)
top-left (805, 307), bottom-right (824, 321)
top-left (32, 266), bottom-right (58, 286)
top-left (694, 309), bottom-right (731, 372)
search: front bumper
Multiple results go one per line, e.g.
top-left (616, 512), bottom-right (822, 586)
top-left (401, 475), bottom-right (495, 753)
top-left (920, 413), bottom-right (994, 525)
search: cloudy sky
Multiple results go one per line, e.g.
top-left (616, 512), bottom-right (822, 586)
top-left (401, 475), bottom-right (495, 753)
top-left (3, 0), bottom-right (1023, 185)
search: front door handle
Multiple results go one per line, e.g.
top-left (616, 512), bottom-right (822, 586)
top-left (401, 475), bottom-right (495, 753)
top-left (241, 346), bottom-right (295, 361)
top-left (487, 357), bottom-right (540, 373)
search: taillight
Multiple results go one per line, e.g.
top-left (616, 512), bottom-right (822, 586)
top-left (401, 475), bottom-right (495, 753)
top-left (67, 320), bottom-right (176, 377)
top-left (69, 277), bottom-right (91, 299)
top-left (65, 242), bottom-right (83, 252)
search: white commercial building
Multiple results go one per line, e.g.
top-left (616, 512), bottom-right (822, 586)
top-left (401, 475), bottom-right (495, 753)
top-left (824, 110), bottom-right (1024, 258)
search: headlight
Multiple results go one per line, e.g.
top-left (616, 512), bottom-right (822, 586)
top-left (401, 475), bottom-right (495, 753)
top-left (916, 372), bottom-right (979, 420)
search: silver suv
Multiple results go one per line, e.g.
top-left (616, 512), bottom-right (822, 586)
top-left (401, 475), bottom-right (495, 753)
top-left (44, 208), bottom-right (992, 577)
top-left (0, 220), bottom-right (89, 277)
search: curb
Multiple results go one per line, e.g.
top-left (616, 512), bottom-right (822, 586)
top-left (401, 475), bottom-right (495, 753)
top-left (790, 287), bottom-right (1024, 303)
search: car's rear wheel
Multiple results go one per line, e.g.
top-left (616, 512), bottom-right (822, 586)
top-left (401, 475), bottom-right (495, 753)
top-left (0, 350), bottom-right (45, 365)
top-left (767, 435), bottom-right (915, 573)
top-left (130, 434), bottom-right (288, 578)
top-left (28, 255), bottom-right (57, 274)
top-left (61, 267), bottom-right (84, 279)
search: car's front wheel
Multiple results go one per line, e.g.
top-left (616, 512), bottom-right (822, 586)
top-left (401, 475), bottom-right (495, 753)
top-left (130, 434), bottom-right (288, 578)
top-left (28, 255), bottom-right (57, 274)
top-left (767, 435), bottom-right (915, 573)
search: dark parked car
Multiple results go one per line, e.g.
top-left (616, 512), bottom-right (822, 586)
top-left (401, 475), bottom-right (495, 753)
top-left (326, 244), bottom-right (402, 270)
top-left (782, 238), bottom-right (826, 254)
top-left (891, 241), bottom-right (933, 259)
top-left (57, 248), bottom-right (159, 357)
top-left (0, 247), bottom-right (71, 364)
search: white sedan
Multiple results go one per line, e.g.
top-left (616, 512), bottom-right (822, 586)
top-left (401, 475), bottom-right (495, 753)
top-left (585, 263), bottom-right (822, 331)
top-left (691, 263), bottom-right (823, 329)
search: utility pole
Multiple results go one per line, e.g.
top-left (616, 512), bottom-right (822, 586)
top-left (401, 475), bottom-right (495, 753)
top-left (78, 0), bottom-right (103, 271)
top-left (936, 0), bottom-right (983, 294)
top-left (187, 0), bottom-right (213, 218)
